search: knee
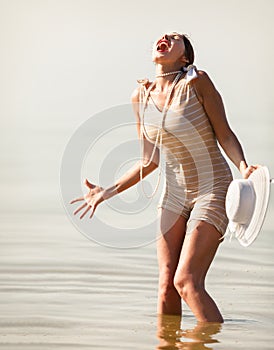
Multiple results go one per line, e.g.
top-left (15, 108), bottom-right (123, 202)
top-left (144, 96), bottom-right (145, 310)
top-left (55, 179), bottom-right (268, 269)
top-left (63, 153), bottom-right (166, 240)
top-left (158, 271), bottom-right (177, 300)
top-left (174, 273), bottom-right (203, 302)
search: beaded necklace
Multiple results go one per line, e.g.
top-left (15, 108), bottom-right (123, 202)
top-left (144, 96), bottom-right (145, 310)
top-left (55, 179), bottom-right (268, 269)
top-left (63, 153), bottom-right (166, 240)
top-left (140, 71), bottom-right (183, 198)
top-left (156, 70), bottom-right (182, 78)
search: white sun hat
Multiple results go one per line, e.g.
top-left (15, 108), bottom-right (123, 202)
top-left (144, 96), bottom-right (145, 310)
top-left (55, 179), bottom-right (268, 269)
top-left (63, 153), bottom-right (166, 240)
top-left (225, 166), bottom-right (271, 247)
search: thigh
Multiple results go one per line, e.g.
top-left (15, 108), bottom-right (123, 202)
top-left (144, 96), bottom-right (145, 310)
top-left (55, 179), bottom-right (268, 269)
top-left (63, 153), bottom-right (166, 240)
top-left (157, 208), bottom-right (187, 274)
top-left (187, 184), bottom-right (231, 237)
top-left (176, 221), bottom-right (221, 283)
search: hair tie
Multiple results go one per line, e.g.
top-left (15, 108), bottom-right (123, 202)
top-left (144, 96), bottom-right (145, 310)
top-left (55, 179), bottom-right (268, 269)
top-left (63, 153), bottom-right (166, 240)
top-left (183, 64), bottom-right (195, 72)
top-left (183, 65), bottom-right (197, 83)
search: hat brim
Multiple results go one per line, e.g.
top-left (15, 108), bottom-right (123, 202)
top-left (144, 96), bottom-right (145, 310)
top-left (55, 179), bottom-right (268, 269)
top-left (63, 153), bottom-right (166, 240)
top-left (229, 166), bottom-right (271, 247)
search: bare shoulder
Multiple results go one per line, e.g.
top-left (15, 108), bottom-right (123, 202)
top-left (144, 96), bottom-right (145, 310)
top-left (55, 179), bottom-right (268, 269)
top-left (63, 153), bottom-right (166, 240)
top-left (194, 70), bottom-right (215, 88)
top-left (131, 78), bottom-right (152, 103)
top-left (192, 70), bottom-right (218, 102)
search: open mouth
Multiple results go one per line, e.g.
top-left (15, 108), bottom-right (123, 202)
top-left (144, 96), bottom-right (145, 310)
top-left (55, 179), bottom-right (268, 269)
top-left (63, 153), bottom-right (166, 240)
top-left (156, 39), bottom-right (170, 52)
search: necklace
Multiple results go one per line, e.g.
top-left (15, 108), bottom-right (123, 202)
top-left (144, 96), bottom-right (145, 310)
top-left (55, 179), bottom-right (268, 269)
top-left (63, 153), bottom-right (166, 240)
top-left (139, 71), bottom-right (183, 198)
top-left (156, 70), bottom-right (182, 78)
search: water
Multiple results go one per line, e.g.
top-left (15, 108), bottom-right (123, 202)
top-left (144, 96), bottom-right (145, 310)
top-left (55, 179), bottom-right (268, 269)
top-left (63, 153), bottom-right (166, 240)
top-left (1, 118), bottom-right (274, 349)
top-left (0, 207), bottom-right (273, 349)
top-left (1, 95), bottom-right (274, 350)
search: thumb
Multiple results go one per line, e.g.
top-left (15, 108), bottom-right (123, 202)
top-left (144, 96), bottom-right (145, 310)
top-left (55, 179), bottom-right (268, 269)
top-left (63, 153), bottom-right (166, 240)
top-left (84, 178), bottom-right (94, 189)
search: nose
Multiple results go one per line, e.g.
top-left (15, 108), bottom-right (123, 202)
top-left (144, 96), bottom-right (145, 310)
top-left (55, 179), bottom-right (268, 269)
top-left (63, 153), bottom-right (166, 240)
top-left (162, 34), bottom-right (169, 40)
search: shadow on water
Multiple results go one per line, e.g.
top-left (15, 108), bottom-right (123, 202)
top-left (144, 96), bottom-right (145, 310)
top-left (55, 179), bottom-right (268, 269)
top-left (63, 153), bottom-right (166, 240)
top-left (156, 314), bottom-right (222, 350)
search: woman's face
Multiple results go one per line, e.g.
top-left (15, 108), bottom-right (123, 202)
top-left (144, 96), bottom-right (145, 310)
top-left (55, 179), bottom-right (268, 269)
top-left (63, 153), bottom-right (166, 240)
top-left (152, 32), bottom-right (187, 66)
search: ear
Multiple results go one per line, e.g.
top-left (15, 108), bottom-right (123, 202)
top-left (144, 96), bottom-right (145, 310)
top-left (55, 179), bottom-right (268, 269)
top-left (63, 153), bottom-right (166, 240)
top-left (181, 55), bottom-right (189, 65)
top-left (183, 55), bottom-right (189, 63)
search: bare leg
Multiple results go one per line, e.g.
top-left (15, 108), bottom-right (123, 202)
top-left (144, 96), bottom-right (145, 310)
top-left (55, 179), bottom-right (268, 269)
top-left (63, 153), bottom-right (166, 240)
top-left (178, 321), bottom-right (222, 344)
top-left (174, 221), bottom-right (223, 323)
top-left (157, 208), bottom-right (187, 315)
top-left (156, 314), bottom-right (182, 349)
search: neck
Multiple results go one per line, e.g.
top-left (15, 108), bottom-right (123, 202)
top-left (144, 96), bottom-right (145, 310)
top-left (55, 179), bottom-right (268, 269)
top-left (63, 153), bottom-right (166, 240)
top-left (156, 62), bottom-right (183, 75)
top-left (154, 64), bottom-right (183, 92)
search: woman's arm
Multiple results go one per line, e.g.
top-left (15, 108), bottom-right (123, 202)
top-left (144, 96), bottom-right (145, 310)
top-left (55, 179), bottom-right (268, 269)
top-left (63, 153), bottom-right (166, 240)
top-left (70, 86), bottom-right (159, 219)
top-left (103, 86), bottom-right (159, 198)
top-left (192, 71), bottom-right (259, 178)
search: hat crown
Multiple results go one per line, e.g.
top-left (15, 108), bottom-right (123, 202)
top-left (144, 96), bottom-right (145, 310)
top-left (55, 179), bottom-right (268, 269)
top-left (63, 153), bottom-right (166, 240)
top-left (225, 179), bottom-right (256, 225)
top-left (225, 166), bottom-right (270, 247)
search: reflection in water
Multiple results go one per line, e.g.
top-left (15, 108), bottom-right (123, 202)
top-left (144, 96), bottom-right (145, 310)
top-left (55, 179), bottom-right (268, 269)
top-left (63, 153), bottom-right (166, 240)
top-left (156, 314), bottom-right (222, 350)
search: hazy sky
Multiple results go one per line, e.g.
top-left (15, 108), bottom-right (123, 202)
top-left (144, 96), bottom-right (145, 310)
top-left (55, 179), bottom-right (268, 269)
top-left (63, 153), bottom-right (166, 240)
top-left (0, 0), bottom-right (273, 212)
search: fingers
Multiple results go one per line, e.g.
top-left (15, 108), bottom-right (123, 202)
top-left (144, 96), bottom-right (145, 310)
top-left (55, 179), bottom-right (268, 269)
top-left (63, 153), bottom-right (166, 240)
top-left (70, 179), bottom-right (94, 203)
top-left (84, 178), bottom-right (95, 189)
top-left (73, 202), bottom-right (87, 215)
top-left (253, 164), bottom-right (261, 169)
top-left (70, 179), bottom-right (96, 219)
top-left (89, 208), bottom-right (95, 219)
top-left (244, 164), bottom-right (261, 178)
top-left (249, 165), bottom-right (260, 170)
top-left (77, 204), bottom-right (94, 219)
top-left (72, 200), bottom-right (94, 219)
top-left (80, 204), bottom-right (92, 219)
top-left (70, 196), bottom-right (84, 204)
top-left (248, 164), bottom-right (260, 173)
top-left (244, 167), bottom-right (254, 178)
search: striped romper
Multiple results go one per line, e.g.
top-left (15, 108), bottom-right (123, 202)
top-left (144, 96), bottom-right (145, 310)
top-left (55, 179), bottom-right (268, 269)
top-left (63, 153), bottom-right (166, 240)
top-left (139, 70), bottom-right (233, 236)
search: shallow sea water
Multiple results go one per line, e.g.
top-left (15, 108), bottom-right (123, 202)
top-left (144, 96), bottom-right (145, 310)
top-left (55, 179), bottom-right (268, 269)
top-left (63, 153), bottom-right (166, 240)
top-left (0, 208), bottom-right (273, 349)
top-left (1, 115), bottom-right (274, 349)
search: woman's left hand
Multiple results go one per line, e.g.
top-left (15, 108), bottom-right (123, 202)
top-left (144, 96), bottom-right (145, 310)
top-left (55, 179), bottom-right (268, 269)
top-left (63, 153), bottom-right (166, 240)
top-left (241, 164), bottom-right (261, 179)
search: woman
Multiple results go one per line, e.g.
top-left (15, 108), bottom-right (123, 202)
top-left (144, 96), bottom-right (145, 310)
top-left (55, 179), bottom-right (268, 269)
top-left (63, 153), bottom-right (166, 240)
top-left (70, 32), bottom-right (258, 323)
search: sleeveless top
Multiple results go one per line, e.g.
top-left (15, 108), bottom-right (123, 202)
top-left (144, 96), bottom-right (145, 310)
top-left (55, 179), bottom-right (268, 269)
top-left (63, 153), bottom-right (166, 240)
top-left (139, 69), bottom-right (232, 200)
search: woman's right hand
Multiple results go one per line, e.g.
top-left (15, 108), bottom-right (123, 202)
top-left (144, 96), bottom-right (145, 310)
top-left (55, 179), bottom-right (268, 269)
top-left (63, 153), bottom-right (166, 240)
top-left (70, 179), bottom-right (105, 219)
top-left (240, 163), bottom-right (261, 179)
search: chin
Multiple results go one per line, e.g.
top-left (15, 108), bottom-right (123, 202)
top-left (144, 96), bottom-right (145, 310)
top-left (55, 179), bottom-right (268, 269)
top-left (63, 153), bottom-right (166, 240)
top-left (152, 54), bottom-right (169, 64)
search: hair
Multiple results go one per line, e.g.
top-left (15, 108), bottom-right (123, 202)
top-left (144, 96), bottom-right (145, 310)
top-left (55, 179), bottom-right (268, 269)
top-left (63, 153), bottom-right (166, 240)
top-left (182, 34), bottom-right (195, 67)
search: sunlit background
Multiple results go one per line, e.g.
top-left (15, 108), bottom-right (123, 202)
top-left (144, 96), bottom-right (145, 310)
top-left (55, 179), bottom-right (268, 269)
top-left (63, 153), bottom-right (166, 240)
top-left (1, 0), bottom-right (273, 217)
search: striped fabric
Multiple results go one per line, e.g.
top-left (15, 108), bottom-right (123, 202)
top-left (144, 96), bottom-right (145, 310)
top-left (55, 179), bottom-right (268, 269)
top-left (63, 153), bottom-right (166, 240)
top-left (140, 74), bottom-right (233, 235)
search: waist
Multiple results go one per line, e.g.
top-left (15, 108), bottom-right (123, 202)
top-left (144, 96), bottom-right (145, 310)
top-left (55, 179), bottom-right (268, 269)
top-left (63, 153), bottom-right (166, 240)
top-left (164, 159), bottom-right (232, 192)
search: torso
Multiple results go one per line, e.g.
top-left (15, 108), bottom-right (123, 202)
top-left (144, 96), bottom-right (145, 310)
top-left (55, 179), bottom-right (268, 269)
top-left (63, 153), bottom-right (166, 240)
top-left (139, 73), bottom-right (232, 194)
top-left (138, 72), bottom-right (233, 234)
